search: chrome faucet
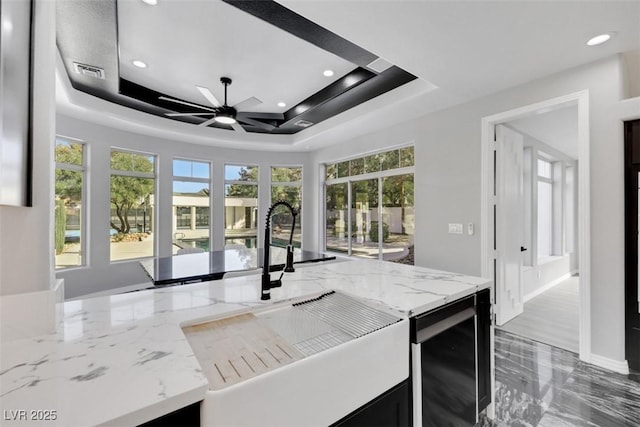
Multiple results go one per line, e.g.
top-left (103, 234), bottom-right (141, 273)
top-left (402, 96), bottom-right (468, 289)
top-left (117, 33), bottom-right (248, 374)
top-left (261, 200), bottom-right (298, 301)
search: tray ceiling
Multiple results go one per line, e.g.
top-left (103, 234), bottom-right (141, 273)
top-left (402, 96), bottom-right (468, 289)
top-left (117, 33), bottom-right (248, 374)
top-left (56, 0), bottom-right (417, 135)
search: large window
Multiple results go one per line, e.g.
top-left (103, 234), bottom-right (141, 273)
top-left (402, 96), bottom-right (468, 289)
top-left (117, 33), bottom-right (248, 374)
top-left (54, 137), bottom-right (85, 269)
top-left (325, 182), bottom-right (348, 254)
top-left (225, 164), bottom-right (258, 248)
top-left (270, 166), bottom-right (302, 248)
top-left (173, 159), bottom-right (211, 253)
top-left (324, 146), bottom-right (415, 263)
top-left (110, 149), bottom-right (156, 261)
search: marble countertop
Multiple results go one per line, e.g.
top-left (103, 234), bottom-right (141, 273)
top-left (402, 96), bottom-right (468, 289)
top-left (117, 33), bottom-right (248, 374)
top-left (0, 259), bottom-right (491, 426)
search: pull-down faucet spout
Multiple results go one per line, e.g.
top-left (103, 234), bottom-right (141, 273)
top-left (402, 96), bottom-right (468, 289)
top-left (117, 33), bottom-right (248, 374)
top-left (261, 200), bottom-right (298, 301)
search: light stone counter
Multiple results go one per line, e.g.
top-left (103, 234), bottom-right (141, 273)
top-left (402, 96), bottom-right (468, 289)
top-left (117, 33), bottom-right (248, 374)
top-left (0, 259), bottom-right (491, 426)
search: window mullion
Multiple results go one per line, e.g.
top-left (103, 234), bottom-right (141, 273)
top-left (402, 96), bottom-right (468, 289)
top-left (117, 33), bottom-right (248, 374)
top-left (56, 163), bottom-right (84, 172)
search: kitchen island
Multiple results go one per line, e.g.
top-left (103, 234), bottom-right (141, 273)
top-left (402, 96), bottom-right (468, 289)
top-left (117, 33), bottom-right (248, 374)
top-left (0, 260), bottom-right (492, 426)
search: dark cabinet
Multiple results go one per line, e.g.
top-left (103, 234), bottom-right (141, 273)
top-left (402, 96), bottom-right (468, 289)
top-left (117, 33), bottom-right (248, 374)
top-left (331, 380), bottom-right (410, 427)
top-left (137, 402), bottom-right (200, 427)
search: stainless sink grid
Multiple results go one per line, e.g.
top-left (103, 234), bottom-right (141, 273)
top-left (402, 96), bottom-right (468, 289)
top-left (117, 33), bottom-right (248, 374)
top-left (293, 291), bottom-right (401, 338)
top-left (255, 291), bottom-right (401, 357)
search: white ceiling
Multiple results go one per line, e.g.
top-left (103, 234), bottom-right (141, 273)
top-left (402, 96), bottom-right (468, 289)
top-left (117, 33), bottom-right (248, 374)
top-left (117, 0), bottom-right (356, 113)
top-left (57, 0), bottom-right (640, 151)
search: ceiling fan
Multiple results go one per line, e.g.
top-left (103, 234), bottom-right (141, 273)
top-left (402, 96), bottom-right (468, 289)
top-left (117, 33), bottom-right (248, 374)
top-left (160, 77), bottom-right (283, 133)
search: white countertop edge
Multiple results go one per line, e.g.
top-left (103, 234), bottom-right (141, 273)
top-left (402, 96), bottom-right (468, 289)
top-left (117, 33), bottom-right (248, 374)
top-left (99, 385), bottom-right (208, 427)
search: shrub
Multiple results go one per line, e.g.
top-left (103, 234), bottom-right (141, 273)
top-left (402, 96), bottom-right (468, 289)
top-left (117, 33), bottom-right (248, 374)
top-left (369, 221), bottom-right (389, 243)
top-left (55, 199), bottom-right (66, 255)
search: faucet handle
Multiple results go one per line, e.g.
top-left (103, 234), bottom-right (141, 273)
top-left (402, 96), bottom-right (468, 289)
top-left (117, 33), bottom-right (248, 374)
top-left (284, 245), bottom-right (295, 273)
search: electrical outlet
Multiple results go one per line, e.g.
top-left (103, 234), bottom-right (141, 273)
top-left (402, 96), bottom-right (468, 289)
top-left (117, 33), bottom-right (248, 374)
top-left (448, 223), bottom-right (463, 234)
top-left (467, 223), bottom-right (474, 235)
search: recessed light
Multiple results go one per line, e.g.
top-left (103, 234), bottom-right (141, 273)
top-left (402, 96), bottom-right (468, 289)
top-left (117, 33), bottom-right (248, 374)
top-left (132, 60), bottom-right (147, 68)
top-left (586, 33), bottom-right (612, 46)
top-left (277, 102), bottom-right (286, 108)
top-left (141, 0), bottom-right (158, 5)
top-left (323, 69), bottom-right (334, 77)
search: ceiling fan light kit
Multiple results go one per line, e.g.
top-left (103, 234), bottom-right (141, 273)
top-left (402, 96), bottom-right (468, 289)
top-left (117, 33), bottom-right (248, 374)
top-left (214, 77), bottom-right (237, 124)
top-left (214, 110), bottom-right (237, 124)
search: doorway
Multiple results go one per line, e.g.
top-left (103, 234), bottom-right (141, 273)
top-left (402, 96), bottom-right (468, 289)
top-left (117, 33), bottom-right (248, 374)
top-left (481, 90), bottom-right (590, 362)
top-left (624, 119), bottom-right (640, 372)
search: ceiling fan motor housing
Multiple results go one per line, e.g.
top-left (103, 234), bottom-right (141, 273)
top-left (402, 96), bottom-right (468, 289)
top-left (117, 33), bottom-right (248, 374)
top-left (217, 105), bottom-right (237, 118)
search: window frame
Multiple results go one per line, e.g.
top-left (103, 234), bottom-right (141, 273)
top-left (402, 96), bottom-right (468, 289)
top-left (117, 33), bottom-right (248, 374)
top-left (54, 136), bottom-right (87, 270)
top-left (109, 148), bottom-right (157, 262)
top-left (224, 163), bottom-right (260, 248)
top-left (323, 145), bottom-right (415, 260)
top-left (172, 158), bottom-right (212, 250)
top-left (270, 165), bottom-right (303, 247)
top-left (534, 154), bottom-right (575, 262)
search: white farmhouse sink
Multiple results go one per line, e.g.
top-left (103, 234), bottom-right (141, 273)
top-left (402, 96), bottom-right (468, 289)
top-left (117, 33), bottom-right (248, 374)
top-left (182, 291), bottom-right (409, 427)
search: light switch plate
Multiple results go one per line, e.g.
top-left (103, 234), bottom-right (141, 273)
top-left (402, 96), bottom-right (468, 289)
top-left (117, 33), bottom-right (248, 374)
top-left (448, 223), bottom-right (463, 234)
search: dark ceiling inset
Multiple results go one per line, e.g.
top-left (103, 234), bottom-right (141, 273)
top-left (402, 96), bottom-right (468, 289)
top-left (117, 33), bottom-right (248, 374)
top-left (56, 0), bottom-right (417, 135)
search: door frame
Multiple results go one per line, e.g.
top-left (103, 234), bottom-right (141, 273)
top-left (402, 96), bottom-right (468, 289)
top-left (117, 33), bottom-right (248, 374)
top-left (480, 90), bottom-right (591, 362)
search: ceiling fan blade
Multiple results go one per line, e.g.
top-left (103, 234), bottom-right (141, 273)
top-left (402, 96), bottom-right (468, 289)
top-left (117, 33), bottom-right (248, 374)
top-left (198, 117), bottom-right (218, 127)
top-left (231, 122), bottom-right (246, 133)
top-left (166, 112), bottom-right (215, 117)
top-left (233, 96), bottom-right (262, 112)
top-left (237, 116), bottom-right (276, 131)
top-left (196, 85), bottom-right (222, 108)
top-left (237, 112), bottom-right (284, 121)
top-left (158, 96), bottom-right (216, 112)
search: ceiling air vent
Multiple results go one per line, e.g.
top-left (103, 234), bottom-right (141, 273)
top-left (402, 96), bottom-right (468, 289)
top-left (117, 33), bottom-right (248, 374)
top-left (72, 62), bottom-right (105, 79)
top-left (294, 119), bottom-right (314, 128)
top-left (366, 57), bottom-right (393, 74)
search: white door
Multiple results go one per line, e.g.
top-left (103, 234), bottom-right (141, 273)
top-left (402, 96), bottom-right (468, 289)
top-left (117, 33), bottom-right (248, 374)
top-left (495, 125), bottom-right (524, 325)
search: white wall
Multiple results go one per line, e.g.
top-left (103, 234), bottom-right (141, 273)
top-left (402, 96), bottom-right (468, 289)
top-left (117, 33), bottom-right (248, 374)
top-left (523, 256), bottom-right (572, 301)
top-left (56, 115), bottom-right (311, 298)
top-left (310, 54), bottom-right (633, 364)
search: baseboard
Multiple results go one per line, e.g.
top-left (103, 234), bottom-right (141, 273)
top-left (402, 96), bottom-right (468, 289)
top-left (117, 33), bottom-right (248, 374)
top-left (589, 353), bottom-right (630, 375)
top-left (524, 272), bottom-right (572, 302)
top-left (0, 278), bottom-right (64, 342)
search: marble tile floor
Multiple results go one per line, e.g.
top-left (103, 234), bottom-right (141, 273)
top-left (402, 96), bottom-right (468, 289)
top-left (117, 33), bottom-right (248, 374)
top-left (477, 330), bottom-right (640, 427)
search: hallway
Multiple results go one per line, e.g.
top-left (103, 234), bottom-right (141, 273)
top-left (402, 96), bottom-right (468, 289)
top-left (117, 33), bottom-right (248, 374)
top-left (499, 275), bottom-right (579, 353)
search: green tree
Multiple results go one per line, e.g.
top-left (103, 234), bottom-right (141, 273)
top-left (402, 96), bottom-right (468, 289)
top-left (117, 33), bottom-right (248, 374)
top-left (226, 166), bottom-right (258, 197)
top-left (54, 142), bottom-right (83, 253)
top-left (110, 152), bottom-right (154, 234)
top-left (54, 142), bottom-right (83, 201)
top-left (383, 174), bottom-right (414, 234)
